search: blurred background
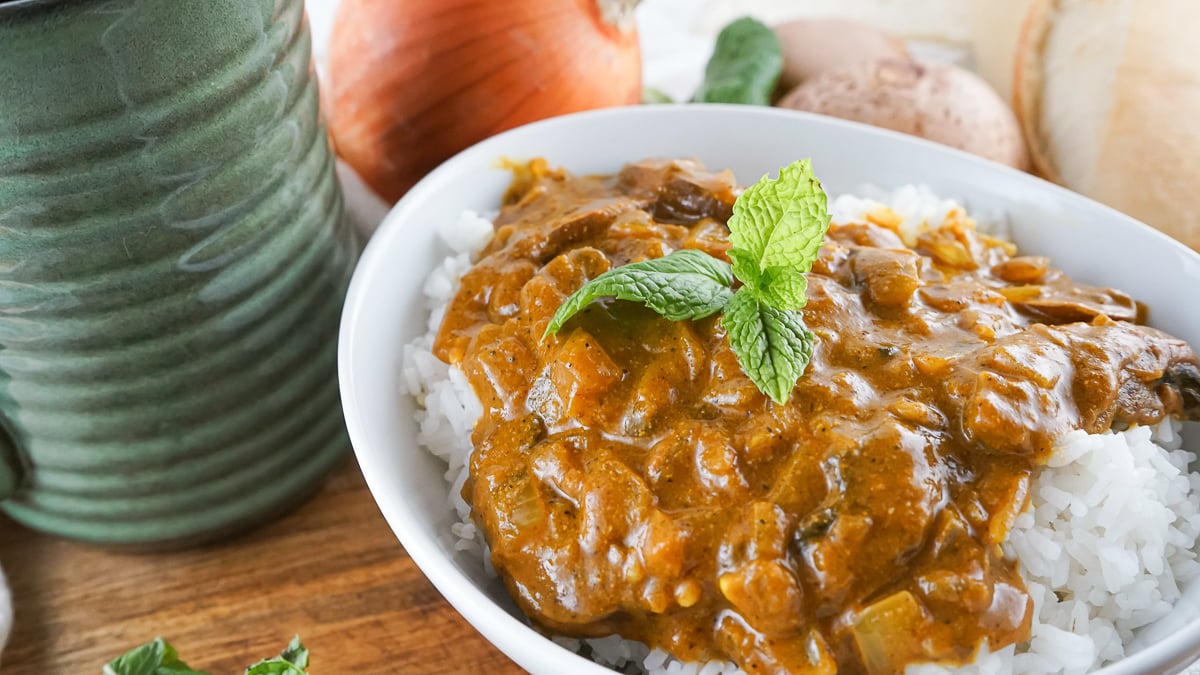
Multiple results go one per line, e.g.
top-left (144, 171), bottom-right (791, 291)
top-left (306, 0), bottom-right (1200, 252)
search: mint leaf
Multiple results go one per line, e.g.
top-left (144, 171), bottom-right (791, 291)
top-left (104, 636), bottom-right (309, 675)
top-left (103, 638), bottom-right (208, 675)
top-left (723, 287), bottom-right (815, 405)
top-left (728, 159), bottom-right (830, 310)
top-left (757, 265), bottom-right (811, 313)
top-left (540, 159), bottom-right (830, 404)
top-left (643, 87), bottom-right (674, 104)
top-left (278, 636), bottom-right (308, 668)
top-left (694, 17), bottom-right (783, 105)
top-left (245, 636), bottom-right (309, 675)
top-left (544, 249), bottom-right (734, 336)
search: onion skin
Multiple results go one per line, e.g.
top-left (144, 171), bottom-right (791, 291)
top-left (328, 0), bottom-right (642, 202)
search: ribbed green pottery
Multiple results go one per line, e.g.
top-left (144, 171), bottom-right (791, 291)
top-left (0, 0), bottom-right (358, 545)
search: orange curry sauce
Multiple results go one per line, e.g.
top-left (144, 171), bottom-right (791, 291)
top-left (433, 159), bottom-right (1200, 673)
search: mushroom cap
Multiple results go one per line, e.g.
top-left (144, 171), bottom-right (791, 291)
top-left (779, 58), bottom-right (1030, 169)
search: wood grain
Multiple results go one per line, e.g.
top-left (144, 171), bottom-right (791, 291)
top-left (0, 459), bottom-right (525, 674)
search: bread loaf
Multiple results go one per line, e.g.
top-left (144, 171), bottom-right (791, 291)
top-left (1014, 0), bottom-right (1200, 249)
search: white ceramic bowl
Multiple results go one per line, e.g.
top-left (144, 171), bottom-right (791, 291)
top-left (339, 105), bottom-right (1200, 674)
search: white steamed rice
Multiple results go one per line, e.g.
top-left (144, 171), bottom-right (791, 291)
top-left (401, 192), bottom-right (1200, 675)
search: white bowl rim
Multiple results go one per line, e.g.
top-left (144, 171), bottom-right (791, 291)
top-left (339, 103), bottom-right (1200, 675)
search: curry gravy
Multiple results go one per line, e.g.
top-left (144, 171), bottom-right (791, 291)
top-left (433, 159), bottom-right (1200, 674)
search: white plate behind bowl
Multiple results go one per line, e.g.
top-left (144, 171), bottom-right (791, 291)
top-left (339, 105), bottom-right (1200, 675)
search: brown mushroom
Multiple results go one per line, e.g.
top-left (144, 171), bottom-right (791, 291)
top-left (778, 58), bottom-right (1030, 169)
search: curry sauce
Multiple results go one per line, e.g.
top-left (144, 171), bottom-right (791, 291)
top-left (433, 159), bottom-right (1200, 673)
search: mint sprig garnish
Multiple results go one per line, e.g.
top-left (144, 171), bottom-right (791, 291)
top-left (545, 160), bottom-right (830, 404)
top-left (721, 159), bottom-right (828, 402)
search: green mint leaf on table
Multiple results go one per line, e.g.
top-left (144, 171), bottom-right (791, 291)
top-left (544, 159), bottom-right (830, 404)
top-left (693, 17), bottom-right (783, 105)
top-left (104, 636), bottom-right (309, 675)
top-left (642, 87), bottom-right (674, 104)
top-left (244, 636), bottom-right (310, 675)
top-left (544, 249), bottom-right (735, 336)
top-left (103, 638), bottom-right (207, 675)
top-left (727, 159), bottom-right (830, 310)
top-left (278, 636), bottom-right (309, 668)
top-left (723, 287), bottom-right (816, 405)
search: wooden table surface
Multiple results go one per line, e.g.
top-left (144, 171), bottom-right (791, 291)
top-left (0, 458), bottom-right (525, 674)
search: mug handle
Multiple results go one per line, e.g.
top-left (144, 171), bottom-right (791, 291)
top-left (0, 420), bottom-right (22, 500)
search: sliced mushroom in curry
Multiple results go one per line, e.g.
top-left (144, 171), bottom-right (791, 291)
top-left (432, 159), bottom-right (1200, 674)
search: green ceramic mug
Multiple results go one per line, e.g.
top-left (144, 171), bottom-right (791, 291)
top-left (0, 0), bottom-right (358, 545)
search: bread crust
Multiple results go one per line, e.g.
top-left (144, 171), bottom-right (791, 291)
top-left (1012, 0), bottom-right (1059, 181)
top-left (1012, 0), bottom-right (1200, 249)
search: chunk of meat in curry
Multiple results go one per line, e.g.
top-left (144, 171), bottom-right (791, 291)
top-left (432, 159), bottom-right (1200, 674)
